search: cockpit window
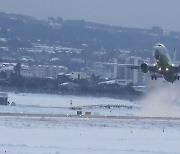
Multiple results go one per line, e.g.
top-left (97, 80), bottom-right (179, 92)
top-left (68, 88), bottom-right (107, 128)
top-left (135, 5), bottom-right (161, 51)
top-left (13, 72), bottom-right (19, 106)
top-left (155, 44), bottom-right (163, 47)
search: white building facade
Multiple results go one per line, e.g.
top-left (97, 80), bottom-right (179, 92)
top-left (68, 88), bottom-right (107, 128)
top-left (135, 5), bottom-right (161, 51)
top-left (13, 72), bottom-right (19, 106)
top-left (70, 72), bottom-right (87, 80)
top-left (20, 65), bottom-right (68, 79)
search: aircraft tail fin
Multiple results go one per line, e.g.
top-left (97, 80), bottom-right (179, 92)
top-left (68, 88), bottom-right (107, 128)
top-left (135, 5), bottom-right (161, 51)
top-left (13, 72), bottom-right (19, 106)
top-left (173, 48), bottom-right (176, 64)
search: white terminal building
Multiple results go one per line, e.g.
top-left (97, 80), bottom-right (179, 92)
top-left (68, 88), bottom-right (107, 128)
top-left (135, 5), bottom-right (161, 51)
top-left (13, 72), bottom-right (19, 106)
top-left (70, 72), bottom-right (88, 80)
top-left (21, 65), bottom-right (68, 79)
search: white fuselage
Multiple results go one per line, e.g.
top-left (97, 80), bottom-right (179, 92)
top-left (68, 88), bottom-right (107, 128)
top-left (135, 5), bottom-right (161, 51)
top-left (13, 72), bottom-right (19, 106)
top-left (153, 43), bottom-right (172, 65)
top-left (153, 43), bottom-right (176, 83)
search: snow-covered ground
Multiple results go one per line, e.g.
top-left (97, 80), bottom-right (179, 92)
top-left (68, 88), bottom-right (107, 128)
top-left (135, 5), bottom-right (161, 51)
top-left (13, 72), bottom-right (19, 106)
top-left (0, 116), bottom-right (180, 154)
top-left (0, 92), bottom-right (179, 154)
top-left (7, 92), bottom-right (133, 107)
top-left (0, 92), bottom-right (140, 116)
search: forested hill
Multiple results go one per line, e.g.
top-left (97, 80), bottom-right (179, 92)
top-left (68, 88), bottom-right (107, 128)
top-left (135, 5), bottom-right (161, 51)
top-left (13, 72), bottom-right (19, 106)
top-left (0, 12), bottom-right (180, 54)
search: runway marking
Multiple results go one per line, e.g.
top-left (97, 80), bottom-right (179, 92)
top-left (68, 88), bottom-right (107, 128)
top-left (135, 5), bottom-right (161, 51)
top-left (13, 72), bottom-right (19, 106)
top-left (0, 112), bottom-right (179, 121)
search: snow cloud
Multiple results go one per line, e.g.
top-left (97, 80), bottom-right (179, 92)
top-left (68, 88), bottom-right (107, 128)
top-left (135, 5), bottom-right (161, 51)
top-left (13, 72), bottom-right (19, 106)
top-left (141, 80), bottom-right (180, 117)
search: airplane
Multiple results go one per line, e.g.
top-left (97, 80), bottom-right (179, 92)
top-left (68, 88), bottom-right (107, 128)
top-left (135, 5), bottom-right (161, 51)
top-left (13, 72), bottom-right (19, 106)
top-left (102, 43), bottom-right (180, 83)
top-left (140, 43), bottom-right (179, 83)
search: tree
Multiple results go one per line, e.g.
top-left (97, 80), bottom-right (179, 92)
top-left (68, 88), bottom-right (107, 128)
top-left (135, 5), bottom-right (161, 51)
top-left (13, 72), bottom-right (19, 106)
top-left (0, 71), bottom-right (7, 79)
top-left (150, 26), bottom-right (163, 35)
top-left (48, 16), bottom-right (55, 23)
top-left (14, 62), bottom-right (21, 76)
top-left (56, 17), bottom-right (63, 23)
top-left (90, 74), bottom-right (101, 85)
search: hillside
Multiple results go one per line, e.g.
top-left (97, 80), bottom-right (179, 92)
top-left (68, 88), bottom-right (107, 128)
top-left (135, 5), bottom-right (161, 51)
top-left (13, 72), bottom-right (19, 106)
top-left (0, 12), bottom-right (180, 62)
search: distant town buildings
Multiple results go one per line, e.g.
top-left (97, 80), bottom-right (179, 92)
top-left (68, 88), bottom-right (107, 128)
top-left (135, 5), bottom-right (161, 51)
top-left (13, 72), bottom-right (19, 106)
top-left (21, 65), bottom-right (68, 79)
top-left (92, 64), bottom-right (114, 79)
top-left (0, 51), bottom-right (152, 86)
top-left (113, 54), bottom-right (150, 85)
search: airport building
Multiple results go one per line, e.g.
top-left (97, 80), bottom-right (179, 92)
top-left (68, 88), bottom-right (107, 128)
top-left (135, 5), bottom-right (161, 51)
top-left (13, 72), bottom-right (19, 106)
top-left (113, 54), bottom-right (128, 80)
top-left (20, 65), bottom-right (68, 79)
top-left (70, 72), bottom-right (87, 80)
top-left (0, 93), bottom-right (8, 105)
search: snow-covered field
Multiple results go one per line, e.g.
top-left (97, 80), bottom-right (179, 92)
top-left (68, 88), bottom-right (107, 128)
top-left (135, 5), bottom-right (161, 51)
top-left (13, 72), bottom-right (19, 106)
top-left (0, 116), bottom-right (180, 154)
top-left (3, 92), bottom-right (140, 116)
top-left (7, 92), bottom-right (133, 107)
top-left (0, 92), bottom-right (179, 154)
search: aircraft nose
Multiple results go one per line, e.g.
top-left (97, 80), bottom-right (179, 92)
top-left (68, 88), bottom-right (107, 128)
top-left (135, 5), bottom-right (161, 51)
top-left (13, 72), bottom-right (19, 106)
top-left (154, 49), bottom-right (160, 60)
top-left (155, 54), bottom-right (160, 60)
top-left (154, 49), bottom-right (160, 54)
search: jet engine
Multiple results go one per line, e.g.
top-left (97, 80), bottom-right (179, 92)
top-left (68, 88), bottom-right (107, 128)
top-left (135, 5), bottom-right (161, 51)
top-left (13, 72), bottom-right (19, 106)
top-left (141, 63), bottom-right (148, 73)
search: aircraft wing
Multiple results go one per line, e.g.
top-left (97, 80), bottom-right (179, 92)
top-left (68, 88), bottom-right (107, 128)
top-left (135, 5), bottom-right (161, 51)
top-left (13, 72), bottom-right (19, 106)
top-left (99, 63), bottom-right (140, 69)
top-left (111, 63), bottom-right (140, 69)
top-left (98, 62), bottom-right (159, 72)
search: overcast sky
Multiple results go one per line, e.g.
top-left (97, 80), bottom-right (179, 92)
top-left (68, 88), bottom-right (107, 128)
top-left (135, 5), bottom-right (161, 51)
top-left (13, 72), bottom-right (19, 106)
top-left (0, 0), bottom-right (180, 31)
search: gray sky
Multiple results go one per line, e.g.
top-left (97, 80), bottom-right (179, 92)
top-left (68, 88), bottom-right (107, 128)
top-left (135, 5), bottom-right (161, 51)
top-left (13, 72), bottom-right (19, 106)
top-left (0, 0), bottom-right (180, 31)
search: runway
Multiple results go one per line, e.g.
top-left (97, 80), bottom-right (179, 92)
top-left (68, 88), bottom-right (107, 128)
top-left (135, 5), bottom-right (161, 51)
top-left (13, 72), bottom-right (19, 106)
top-left (0, 112), bottom-right (180, 121)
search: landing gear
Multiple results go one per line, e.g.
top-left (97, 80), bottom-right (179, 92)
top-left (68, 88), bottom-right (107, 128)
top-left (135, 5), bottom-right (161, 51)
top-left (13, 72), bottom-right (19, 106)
top-left (177, 75), bottom-right (180, 80)
top-left (174, 75), bottom-right (180, 80)
top-left (151, 74), bottom-right (157, 80)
